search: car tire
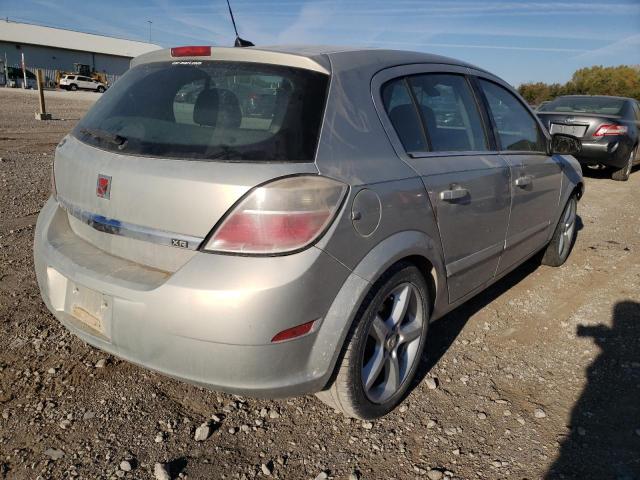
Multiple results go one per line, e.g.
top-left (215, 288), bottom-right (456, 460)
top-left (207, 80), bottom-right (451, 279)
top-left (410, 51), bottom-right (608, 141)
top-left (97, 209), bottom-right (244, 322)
top-left (541, 195), bottom-right (577, 267)
top-left (611, 147), bottom-right (636, 181)
top-left (70, 84), bottom-right (78, 91)
top-left (97, 86), bottom-right (105, 93)
top-left (316, 262), bottom-right (430, 419)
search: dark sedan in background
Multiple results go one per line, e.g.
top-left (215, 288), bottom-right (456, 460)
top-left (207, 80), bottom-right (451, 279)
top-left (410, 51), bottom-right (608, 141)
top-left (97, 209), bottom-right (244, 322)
top-left (537, 95), bottom-right (640, 181)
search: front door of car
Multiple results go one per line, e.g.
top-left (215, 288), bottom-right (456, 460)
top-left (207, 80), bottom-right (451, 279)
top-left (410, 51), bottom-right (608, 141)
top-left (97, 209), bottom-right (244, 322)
top-left (633, 102), bottom-right (640, 163)
top-left (378, 68), bottom-right (511, 303)
top-left (477, 79), bottom-right (562, 273)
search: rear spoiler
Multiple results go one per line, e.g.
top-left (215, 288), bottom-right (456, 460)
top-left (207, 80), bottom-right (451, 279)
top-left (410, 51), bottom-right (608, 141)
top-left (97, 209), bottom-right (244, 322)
top-left (131, 47), bottom-right (330, 75)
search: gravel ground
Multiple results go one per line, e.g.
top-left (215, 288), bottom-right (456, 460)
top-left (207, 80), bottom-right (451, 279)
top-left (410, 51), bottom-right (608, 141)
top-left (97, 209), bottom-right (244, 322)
top-left (0, 88), bottom-right (639, 480)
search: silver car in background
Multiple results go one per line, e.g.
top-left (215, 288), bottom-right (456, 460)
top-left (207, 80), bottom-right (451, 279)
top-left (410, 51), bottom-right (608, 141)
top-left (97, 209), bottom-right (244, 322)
top-left (34, 46), bottom-right (583, 419)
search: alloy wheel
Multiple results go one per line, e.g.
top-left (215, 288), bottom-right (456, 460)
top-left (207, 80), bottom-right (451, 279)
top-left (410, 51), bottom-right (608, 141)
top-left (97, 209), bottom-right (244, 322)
top-left (361, 283), bottom-right (424, 403)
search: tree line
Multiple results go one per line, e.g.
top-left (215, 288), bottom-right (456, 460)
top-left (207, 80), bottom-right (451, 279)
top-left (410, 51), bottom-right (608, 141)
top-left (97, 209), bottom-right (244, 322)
top-left (517, 65), bottom-right (640, 105)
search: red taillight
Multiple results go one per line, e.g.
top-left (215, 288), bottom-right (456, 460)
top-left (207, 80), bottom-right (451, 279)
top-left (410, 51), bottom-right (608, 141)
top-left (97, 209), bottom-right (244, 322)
top-left (203, 176), bottom-right (347, 255)
top-left (593, 124), bottom-right (628, 137)
top-left (170, 46), bottom-right (211, 57)
top-left (271, 320), bottom-right (317, 343)
top-left (212, 210), bottom-right (331, 251)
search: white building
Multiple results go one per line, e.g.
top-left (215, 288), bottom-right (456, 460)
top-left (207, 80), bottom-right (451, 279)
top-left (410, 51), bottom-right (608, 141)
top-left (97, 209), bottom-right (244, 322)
top-left (0, 20), bottom-right (161, 78)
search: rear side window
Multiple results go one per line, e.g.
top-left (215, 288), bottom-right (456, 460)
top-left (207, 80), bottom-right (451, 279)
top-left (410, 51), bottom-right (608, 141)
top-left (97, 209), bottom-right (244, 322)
top-left (73, 61), bottom-right (329, 162)
top-left (382, 73), bottom-right (488, 153)
top-left (408, 74), bottom-right (488, 152)
top-left (480, 80), bottom-right (546, 152)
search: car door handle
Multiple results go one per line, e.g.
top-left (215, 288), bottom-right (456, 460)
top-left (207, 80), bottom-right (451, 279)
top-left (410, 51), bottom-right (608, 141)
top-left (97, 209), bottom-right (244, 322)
top-left (439, 187), bottom-right (469, 201)
top-left (515, 175), bottom-right (533, 187)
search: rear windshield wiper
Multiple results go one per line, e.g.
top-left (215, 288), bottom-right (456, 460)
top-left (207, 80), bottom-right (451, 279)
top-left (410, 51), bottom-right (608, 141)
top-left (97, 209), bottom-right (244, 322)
top-left (79, 128), bottom-right (127, 148)
top-left (206, 147), bottom-right (245, 160)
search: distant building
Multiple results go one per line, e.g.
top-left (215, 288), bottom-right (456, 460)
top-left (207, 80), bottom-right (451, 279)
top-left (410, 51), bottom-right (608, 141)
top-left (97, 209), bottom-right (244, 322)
top-left (0, 19), bottom-right (161, 78)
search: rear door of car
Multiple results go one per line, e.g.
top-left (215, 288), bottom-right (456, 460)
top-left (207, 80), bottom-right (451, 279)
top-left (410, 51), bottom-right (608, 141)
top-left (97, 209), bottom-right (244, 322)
top-left (373, 64), bottom-right (511, 303)
top-left (77, 76), bottom-right (92, 89)
top-left (475, 77), bottom-right (561, 273)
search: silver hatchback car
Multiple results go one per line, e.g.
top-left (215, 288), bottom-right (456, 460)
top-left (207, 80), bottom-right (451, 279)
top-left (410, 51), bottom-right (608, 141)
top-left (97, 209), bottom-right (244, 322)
top-left (34, 46), bottom-right (583, 419)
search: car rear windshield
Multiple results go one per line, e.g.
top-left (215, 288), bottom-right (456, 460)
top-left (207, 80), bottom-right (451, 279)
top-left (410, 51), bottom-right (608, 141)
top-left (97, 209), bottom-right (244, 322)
top-left (73, 61), bottom-right (329, 162)
top-left (538, 97), bottom-right (625, 115)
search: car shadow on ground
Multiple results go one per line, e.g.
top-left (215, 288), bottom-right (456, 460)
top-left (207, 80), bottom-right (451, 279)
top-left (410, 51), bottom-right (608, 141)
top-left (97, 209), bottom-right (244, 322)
top-left (414, 254), bottom-right (540, 379)
top-left (414, 214), bottom-right (584, 379)
top-left (581, 164), bottom-right (640, 180)
top-left (545, 300), bottom-right (640, 479)
top-left (409, 224), bottom-right (639, 479)
top-left (581, 165), bottom-right (612, 179)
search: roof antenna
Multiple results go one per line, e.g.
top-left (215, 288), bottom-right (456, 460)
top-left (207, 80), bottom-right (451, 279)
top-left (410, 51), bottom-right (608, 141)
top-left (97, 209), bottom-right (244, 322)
top-left (226, 0), bottom-right (254, 47)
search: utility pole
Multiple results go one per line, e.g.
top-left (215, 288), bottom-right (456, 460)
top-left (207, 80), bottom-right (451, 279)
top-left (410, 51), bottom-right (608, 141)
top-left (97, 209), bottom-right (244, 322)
top-left (21, 52), bottom-right (27, 88)
top-left (35, 69), bottom-right (52, 120)
top-left (147, 20), bottom-right (152, 42)
top-left (3, 52), bottom-right (8, 88)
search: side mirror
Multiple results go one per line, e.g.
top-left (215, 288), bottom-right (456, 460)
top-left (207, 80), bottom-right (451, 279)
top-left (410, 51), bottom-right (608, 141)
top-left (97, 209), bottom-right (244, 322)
top-left (549, 133), bottom-right (581, 156)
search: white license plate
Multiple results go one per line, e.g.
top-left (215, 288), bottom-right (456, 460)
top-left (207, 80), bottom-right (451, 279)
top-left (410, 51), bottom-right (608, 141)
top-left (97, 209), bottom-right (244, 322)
top-left (65, 282), bottom-right (112, 338)
top-left (550, 123), bottom-right (587, 137)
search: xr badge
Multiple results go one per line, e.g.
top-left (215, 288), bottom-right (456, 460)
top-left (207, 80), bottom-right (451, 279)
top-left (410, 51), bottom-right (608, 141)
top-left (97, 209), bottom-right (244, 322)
top-left (171, 239), bottom-right (189, 249)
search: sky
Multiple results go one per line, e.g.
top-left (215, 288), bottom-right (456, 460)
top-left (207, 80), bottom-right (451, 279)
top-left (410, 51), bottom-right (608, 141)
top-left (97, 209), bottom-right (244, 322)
top-left (3, 0), bottom-right (640, 86)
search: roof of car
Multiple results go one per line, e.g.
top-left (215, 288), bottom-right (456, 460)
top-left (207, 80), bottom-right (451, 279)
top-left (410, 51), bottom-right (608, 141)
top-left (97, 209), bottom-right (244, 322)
top-left (252, 44), bottom-right (485, 70)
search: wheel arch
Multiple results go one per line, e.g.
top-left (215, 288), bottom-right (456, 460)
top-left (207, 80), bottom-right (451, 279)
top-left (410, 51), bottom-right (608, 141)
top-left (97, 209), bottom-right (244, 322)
top-left (351, 230), bottom-right (445, 316)
top-left (393, 254), bottom-right (437, 317)
top-left (312, 230), bottom-right (446, 392)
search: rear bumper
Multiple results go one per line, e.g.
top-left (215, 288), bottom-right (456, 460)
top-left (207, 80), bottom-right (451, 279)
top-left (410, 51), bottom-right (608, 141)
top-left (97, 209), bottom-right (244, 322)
top-left (576, 138), bottom-right (629, 169)
top-left (34, 197), bottom-right (356, 397)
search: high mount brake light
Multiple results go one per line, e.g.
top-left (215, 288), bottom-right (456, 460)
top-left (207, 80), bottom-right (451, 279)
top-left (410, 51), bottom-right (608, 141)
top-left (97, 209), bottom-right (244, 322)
top-left (593, 124), bottom-right (628, 137)
top-left (170, 46), bottom-right (212, 57)
top-left (203, 176), bottom-right (347, 255)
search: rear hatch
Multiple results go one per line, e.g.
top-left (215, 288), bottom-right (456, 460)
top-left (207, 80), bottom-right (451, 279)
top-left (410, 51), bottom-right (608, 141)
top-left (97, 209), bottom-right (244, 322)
top-left (53, 49), bottom-right (330, 272)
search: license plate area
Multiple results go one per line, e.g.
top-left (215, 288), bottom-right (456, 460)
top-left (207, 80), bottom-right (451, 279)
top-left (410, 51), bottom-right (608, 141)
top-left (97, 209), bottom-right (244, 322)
top-left (64, 282), bottom-right (112, 340)
top-left (550, 123), bottom-right (587, 137)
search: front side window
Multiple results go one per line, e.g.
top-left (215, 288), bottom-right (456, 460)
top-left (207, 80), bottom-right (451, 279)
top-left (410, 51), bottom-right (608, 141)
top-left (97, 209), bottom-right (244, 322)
top-left (480, 79), bottom-right (546, 152)
top-left (74, 61), bottom-right (329, 162)
top-left (408, 74), bottom-right (488, 152)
